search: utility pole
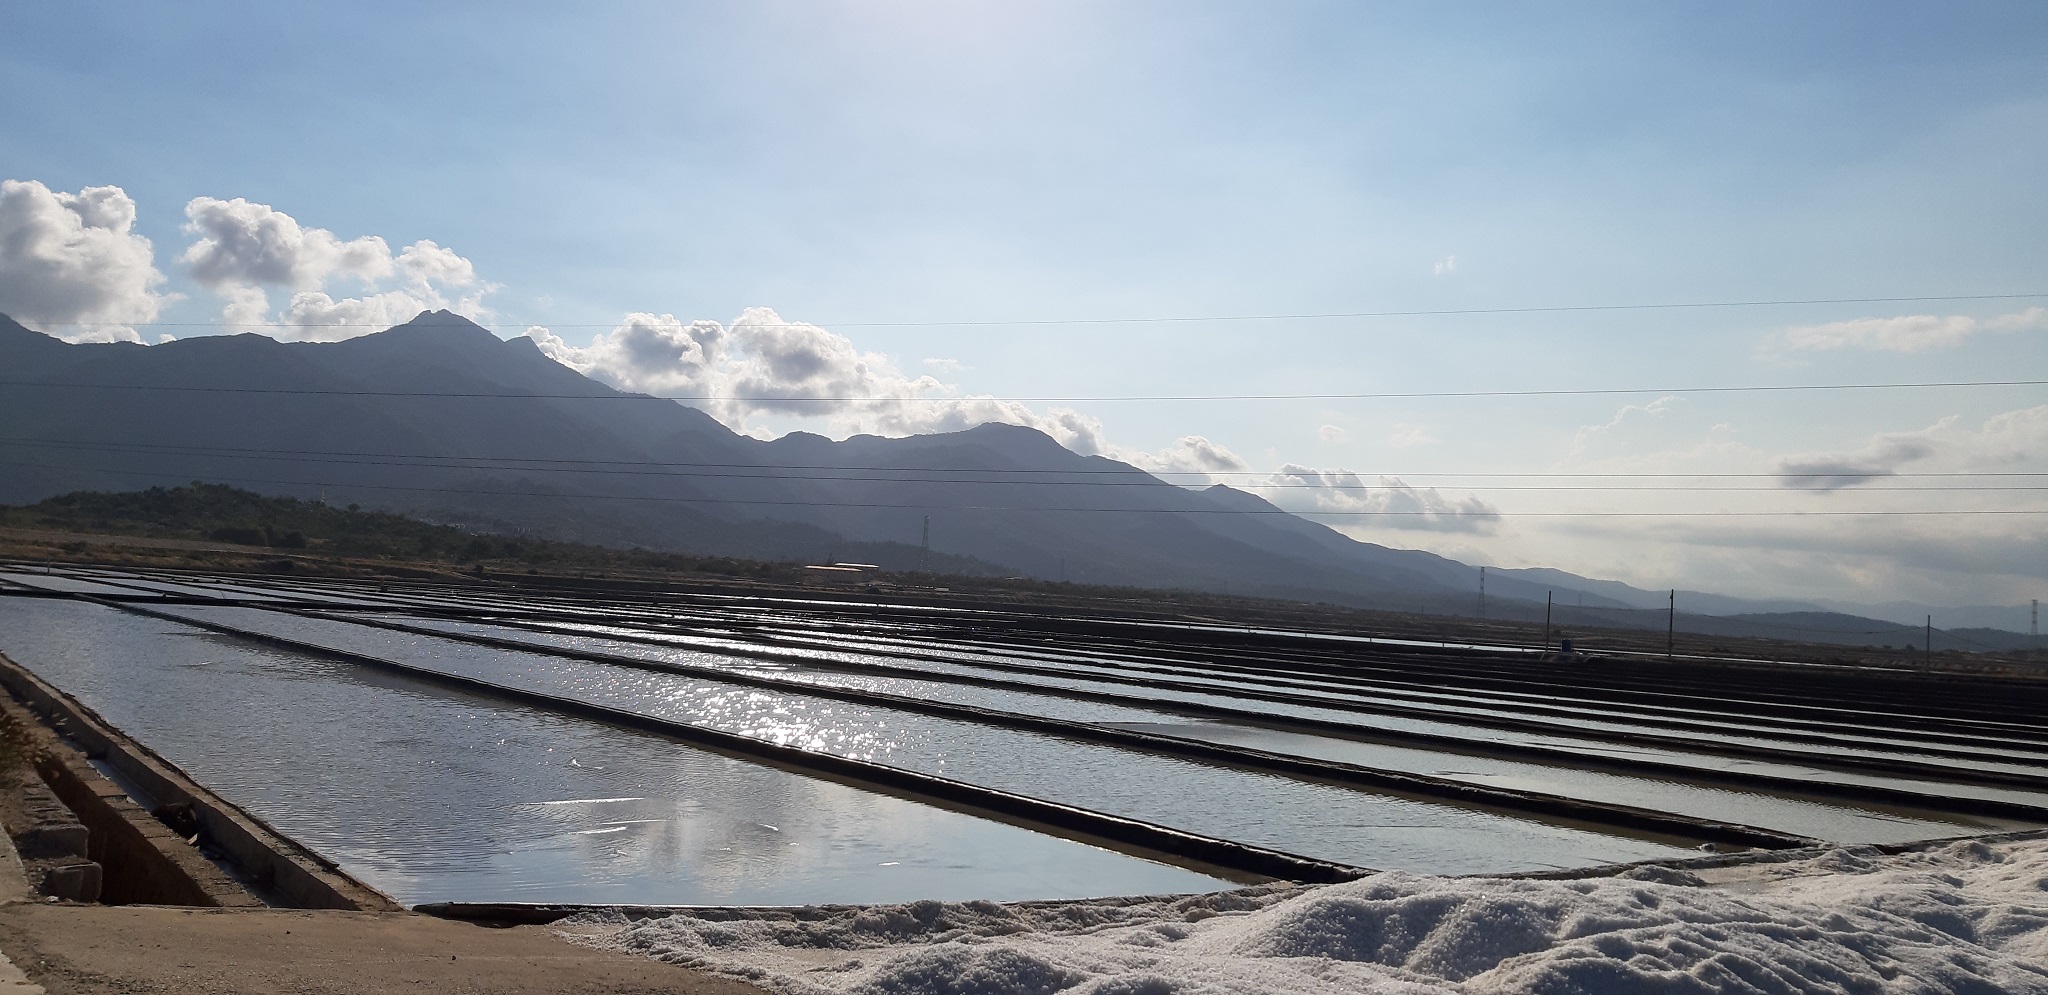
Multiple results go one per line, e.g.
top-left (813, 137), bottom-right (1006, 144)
top-left (1543, 591), bottom-right (1553, 654)
top-left (1479, 567), bottom-right (1487, 619)
top-left (1926, 615), bottom-right (1933, 664)
top-left (1667, 589), bottom-right (1675, 661)
top-left (919, 516), bottom-right (930, 573)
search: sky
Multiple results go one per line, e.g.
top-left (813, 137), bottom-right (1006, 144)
top-left (2, 0), bottom-right (2045, 607)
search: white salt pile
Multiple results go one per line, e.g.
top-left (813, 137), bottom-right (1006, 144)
top-left (559, 836), bottom-right (2048, 994)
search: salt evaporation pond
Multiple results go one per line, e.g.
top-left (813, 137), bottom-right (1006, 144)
top-left (6, 567), bottom-right (2037, 916)
top-left (378, 612), bottom-right (2005, 844)
top-left (0, 597), bottom-right (1231, 906)
top-left (151, 602), bottom-right (1698, 872)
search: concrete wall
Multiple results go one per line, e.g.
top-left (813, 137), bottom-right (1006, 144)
top-left (0, 652), bottom-right (400, 911)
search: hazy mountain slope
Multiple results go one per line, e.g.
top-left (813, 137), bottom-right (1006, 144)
top-left (5, 310), bottom-right (2031, 636)
top-left (1, 311), bottom-right (1482, 603)
top-left (1184, 485), bottom-right (1639, 610)
top-left (733, 425), bottom-right (1465, 600)
top-left (1490, 565), bottom-right (2037, 634)
top-left (1806, 599), bottom-right (2041, 632)
top-left (1492, 565), bottom-right (1827, 615)
top-left (0, 312), bottom-right (788, 556)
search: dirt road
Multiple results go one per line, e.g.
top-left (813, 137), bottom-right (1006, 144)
top-left (0, 903), bottom-right (764, 995)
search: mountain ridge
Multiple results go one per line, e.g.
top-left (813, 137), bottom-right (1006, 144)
top-left (1, 310), bottom-right (2031, 641)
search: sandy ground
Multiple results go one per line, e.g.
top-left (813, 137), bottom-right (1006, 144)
top-left (0, 904), bottom-right (769, 995)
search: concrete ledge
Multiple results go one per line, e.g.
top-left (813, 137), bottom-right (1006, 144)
top-left (32, 747), bottom-right (250, 907)
top-left (33, 859), bottom-right (99, 903)
top-left (0, 823), bottom-right (32, 905)
top-left (0, 653), bottom-right (399, 912)
top-left (5, 777), bottom-right (87, 861)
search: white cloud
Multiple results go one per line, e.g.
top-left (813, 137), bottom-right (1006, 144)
top-left (527, 308), bottom-right (1111, 453)
top-left (923, 357), bottom-right (967, 373)
top-left (60, 325), bottom-right (146, 344)
top-left (1260, 466), bottom-right (1501, 533)
top-left (1115, 435), bottom-right (1251, 480)
top-left (1775, 405), bottom-right (2048, 491)
top-left (182, 196), bottom-right (392, 291)
top-left (1317, 424), bottom-right (1346, 443)
top-left (1568, 396), bottom-right (1680, 457)
top-left (527, 313), bottom-right (727, 396)
top-left (0, 179), bottom-right (169, 339)
top-left (273, 289), bottom-right (476, 340)
top-left (1782, 308), bottom-right (2045, 353)
top-left (395, 239), bottom-right (476, 288)
top-left (1976, 404), bottom-right (2048, 465)
top-left (1387, 422), bottom-right (1437, 448)
top-left (1433, 254), bottom-right (1456, 276)
top-left (180, 198), bottom-right (492, 339)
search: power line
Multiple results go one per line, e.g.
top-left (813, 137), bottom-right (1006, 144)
top-left (2, 378), bottom-right (2041, 403)
top-left (3, 462), bottom-right (2041, 517)
top-left (1, 440), bottom-right (2041, 492)
top-left (25, 291), bottom-right (2048, 330)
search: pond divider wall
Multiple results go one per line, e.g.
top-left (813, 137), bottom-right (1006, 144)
top-left (0, 648), bottom-right (401, 911)
top-left (99, 597), bottom-right (1365, 886)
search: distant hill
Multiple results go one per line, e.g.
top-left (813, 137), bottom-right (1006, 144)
top-left (0, 310), bottom-right (1509, 610)
top-left (1, 309), bottom-right (2033, 646)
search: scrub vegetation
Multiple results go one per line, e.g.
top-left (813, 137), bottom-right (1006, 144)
top-left (2, 484), bottom-right (817, 580)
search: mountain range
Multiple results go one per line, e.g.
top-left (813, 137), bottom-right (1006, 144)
top-left (2, 310), bottom-right (2035, 649)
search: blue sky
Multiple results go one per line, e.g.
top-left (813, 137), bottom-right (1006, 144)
top-left (4, 1), bottom-right (2045, 605)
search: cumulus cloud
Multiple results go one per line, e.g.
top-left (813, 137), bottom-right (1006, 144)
top-left (182, 197), bottom-right (390, 291)
top-left (1318, 424), bottom-right (1346, 443)
top-left (1115, 436), bottom-right (1251, 480)
top-left (1783, 308), bottom-right (2045, 353)
top-left (528, 313), bottom-right (727, 396)
top-left (180, 198), bottom-right (492, 339)
top-left (0, 180), bottom-right (169, 340)
top-left (1433, 254), bottom-right (1456, 276)
top-left (527, 308), bottom-right (1110, 452)
top-left (1260, 466), bottom-right (1501, 533)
